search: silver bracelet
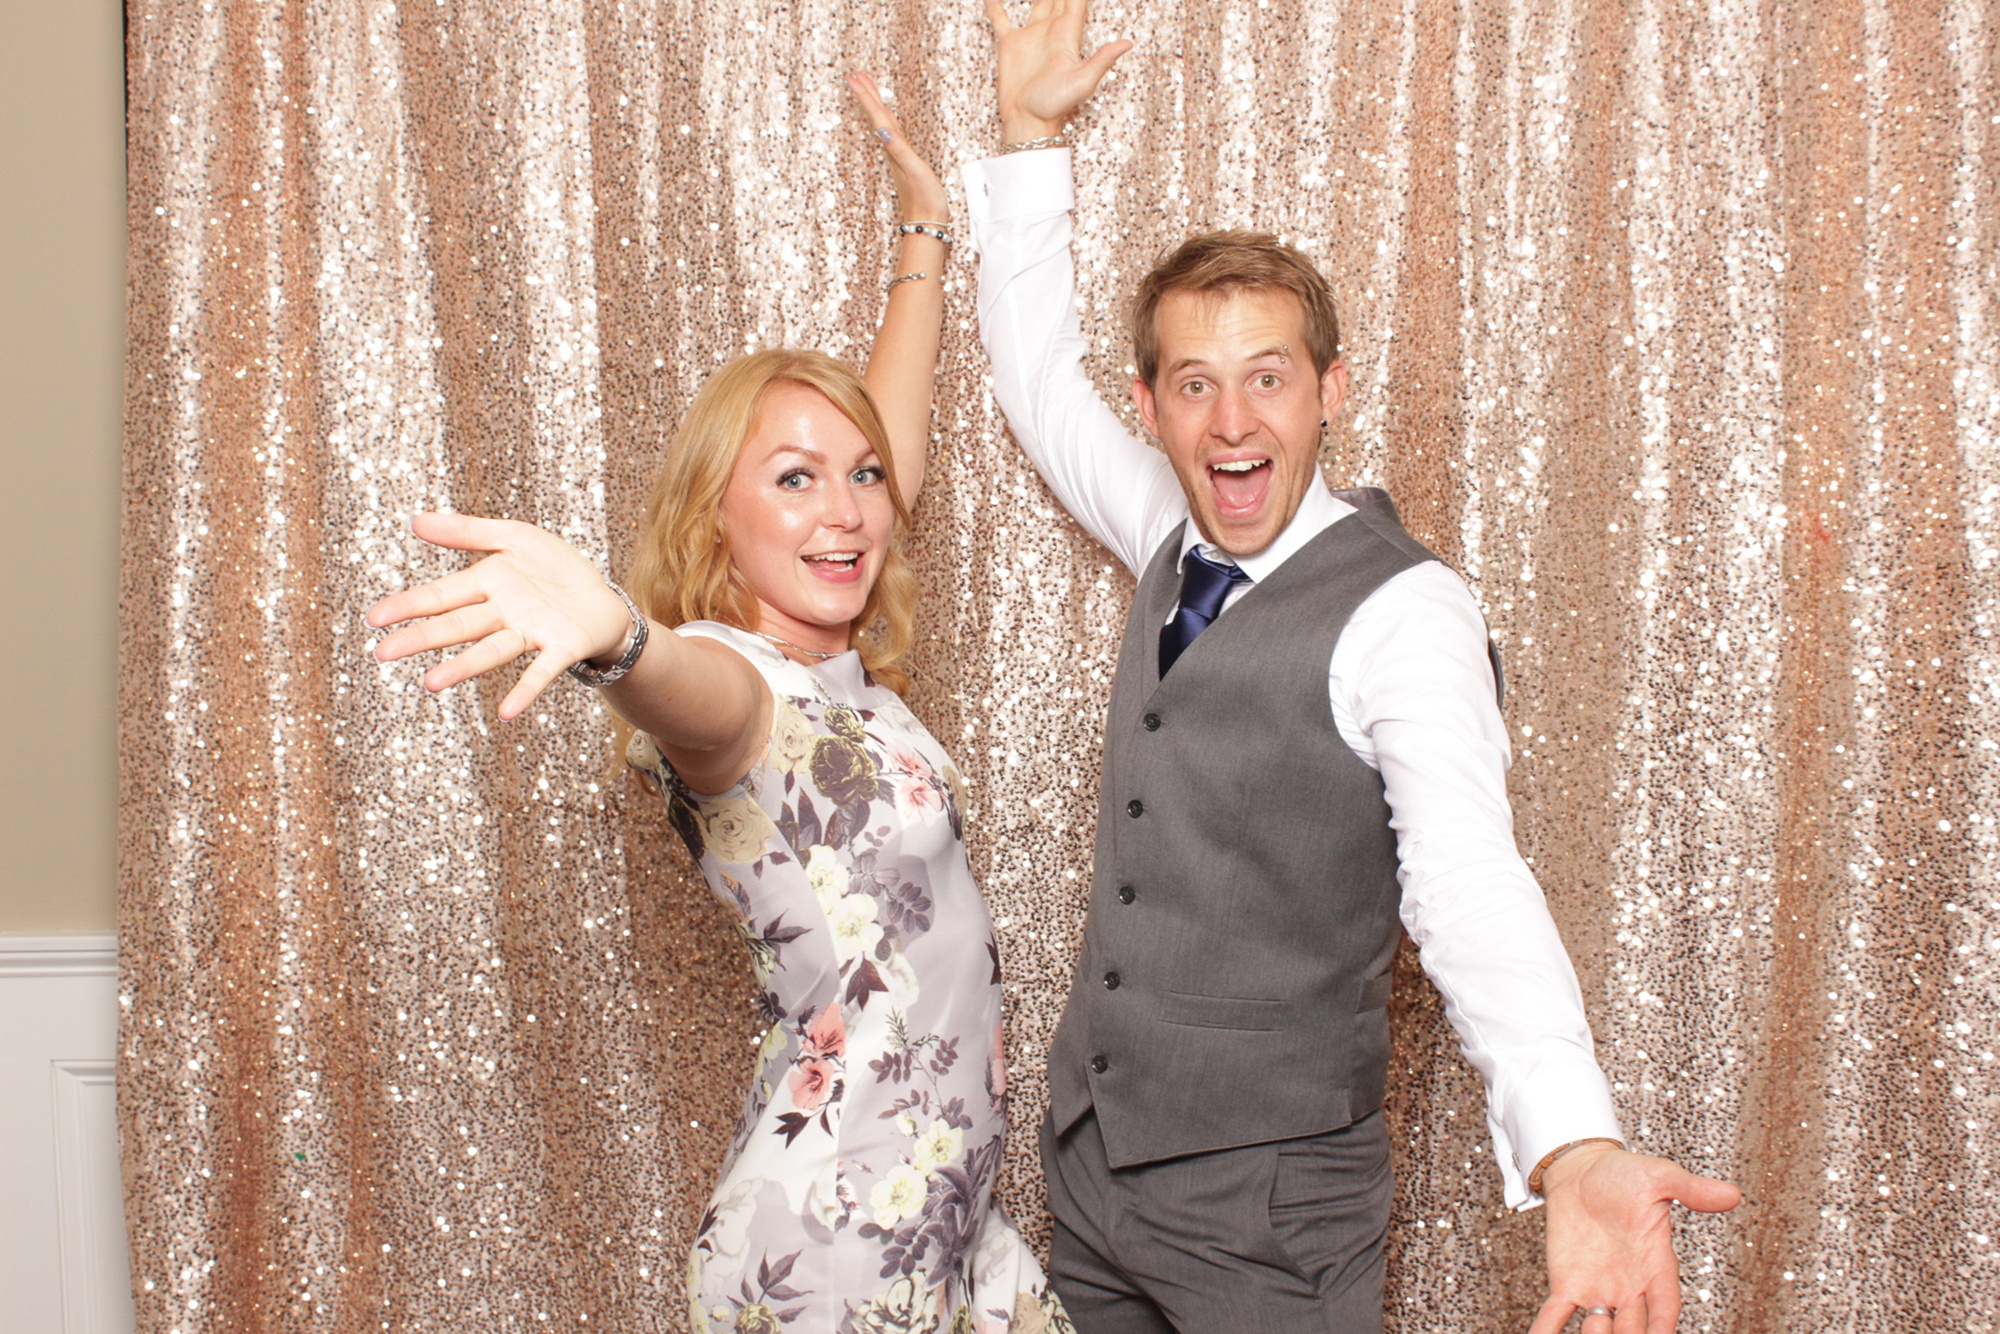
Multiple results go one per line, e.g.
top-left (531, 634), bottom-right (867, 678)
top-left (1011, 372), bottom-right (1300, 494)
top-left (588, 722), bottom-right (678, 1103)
top-left (886, 270), bottom-right (931, 291)
top-left (895, 221), bottom-right (952, 245)
top-left (1000, 132), bottom-right (1068, 154)
top-left (566, 580), bottom-right (650, 687)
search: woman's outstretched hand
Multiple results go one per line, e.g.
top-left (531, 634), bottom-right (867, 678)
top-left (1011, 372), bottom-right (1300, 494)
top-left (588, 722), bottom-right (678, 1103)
top-left (985, 0), bottom-right (1134, 144)
top-left (365, 513), bottom-right (633, 720)
top-left (847, 71), bottom-right (948, 225)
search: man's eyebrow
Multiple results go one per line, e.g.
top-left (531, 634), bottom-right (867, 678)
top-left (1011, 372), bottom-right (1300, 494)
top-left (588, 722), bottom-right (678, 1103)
top-left (1164, 346), bottom-right (1292, 377)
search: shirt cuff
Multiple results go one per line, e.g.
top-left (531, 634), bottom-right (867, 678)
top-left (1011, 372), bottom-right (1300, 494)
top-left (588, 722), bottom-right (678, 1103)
top-left (1500, 1062), bottom-right (1626, 1209)
top-left (962, 148), bottom-right (1076, 250)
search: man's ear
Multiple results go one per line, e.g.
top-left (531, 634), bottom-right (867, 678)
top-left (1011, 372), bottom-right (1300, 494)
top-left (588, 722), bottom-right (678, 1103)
top-left (1319, 360), bottom-right (1349, 423)
top-left (1132, 376), bottom-right (1160, 439)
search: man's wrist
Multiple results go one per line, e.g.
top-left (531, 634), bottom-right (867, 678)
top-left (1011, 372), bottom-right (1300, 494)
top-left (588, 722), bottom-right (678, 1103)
top-left (999, 111), bottom-right (1065, 145)
top-left (1535, 1139), bottom-right (1625, 1197)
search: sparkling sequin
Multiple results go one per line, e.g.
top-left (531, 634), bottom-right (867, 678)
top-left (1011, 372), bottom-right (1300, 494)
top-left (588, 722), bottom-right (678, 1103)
top-left (121, 1), bottom-right (1999, 1330)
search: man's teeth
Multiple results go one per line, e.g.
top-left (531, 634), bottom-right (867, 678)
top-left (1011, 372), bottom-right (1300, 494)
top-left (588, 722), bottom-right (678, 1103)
top-left (1212, 460), bottom-right (1265, 473)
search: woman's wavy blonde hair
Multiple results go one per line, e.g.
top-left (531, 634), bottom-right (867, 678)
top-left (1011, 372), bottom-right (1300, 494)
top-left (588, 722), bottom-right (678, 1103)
top-left (623, 348), bottom-right (919, 695)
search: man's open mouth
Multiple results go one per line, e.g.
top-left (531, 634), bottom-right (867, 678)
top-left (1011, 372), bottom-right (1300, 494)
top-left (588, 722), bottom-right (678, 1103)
top-left (1208, 458), bottom-right (1272, 515)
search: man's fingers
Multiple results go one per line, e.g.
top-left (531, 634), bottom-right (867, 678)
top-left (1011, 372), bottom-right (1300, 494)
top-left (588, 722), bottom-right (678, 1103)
top-left (426, 628), bottom-right (532, 694)
top-left (1610, 1293), bottom-right (1649, 1334)
top-left (1526, 1296), bottom-right (1577, 1334)
top-left (498, 648), bottom-right (570, 720)
top-left (1644, 1276), bottom-right (1682, 1334)
top-left (1079, 37), bottom-right (1135, 86)
top-left (1670, 1172), bottom-right (1743, 1214)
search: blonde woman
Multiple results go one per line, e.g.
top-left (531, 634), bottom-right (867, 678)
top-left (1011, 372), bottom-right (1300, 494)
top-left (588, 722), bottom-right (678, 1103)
top-left (368, 77), bottom-right (1071, 1334)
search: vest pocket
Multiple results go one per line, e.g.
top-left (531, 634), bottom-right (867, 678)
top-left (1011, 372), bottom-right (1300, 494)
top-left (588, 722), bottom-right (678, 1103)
top-left (1159, 991), bottom-right (1287, 1032)
top-left (1355, 968), bottom-right (1394, 1012)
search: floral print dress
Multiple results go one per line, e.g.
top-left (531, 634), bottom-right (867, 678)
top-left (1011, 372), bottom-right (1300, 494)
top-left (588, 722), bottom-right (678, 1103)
top-left (626, 624), bottom-right (1073, 1334)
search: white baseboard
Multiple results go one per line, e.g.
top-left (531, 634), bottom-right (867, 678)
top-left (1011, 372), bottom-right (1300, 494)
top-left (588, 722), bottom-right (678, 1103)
top-left (0, 933), bottom-right (134, 1334)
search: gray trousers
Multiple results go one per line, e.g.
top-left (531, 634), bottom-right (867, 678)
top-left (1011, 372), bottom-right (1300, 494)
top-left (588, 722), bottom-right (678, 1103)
top-left (1041, 1109), bottom-right (1392, 1334)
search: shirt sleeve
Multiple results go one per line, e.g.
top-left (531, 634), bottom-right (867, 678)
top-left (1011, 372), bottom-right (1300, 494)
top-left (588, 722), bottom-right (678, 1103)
top-left (1334, 561), bottom-right (1625, 1209)
top-left (962, 149), bottom-right (1188, 578)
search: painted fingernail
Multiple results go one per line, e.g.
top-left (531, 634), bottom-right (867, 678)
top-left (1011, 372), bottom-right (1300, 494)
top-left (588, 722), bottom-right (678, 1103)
top-left (877, 128), bottom-right (894, 142)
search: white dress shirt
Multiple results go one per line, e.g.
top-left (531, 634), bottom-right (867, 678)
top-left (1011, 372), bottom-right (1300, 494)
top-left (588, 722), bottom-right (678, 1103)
top-left (964, 147), bottom-right (1623, 1209)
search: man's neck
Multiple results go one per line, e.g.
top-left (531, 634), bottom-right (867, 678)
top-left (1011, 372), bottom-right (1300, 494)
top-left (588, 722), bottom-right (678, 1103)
top-left (1179, 472), bottom-right (1355, 581)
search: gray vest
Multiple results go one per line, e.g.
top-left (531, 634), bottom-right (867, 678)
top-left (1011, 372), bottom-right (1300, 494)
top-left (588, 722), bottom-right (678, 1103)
top-left (1048, 490), bottom-right (1483, 1167)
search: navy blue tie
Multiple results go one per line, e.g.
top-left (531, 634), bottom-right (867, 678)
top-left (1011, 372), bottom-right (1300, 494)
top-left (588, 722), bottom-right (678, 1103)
top-left (1159, 548), bottom-right (1252, 676)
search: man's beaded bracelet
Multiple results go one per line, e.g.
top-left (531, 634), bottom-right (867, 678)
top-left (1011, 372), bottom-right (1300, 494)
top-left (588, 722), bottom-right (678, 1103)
top-left (1525, 1137), bottom-right (1626, 1196)
top-left (895, 221), bottom-right (952, 245)
top-left (1000, 132), bottom-right (1068, 154)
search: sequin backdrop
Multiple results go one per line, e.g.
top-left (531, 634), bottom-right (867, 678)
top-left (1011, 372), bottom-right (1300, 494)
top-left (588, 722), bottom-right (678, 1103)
top-left (118, 0), bottom-right (1998, 1328)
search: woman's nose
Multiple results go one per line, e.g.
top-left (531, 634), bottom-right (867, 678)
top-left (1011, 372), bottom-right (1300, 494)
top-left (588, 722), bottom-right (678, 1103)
top-left (821, 478), bottom-right (864, 529)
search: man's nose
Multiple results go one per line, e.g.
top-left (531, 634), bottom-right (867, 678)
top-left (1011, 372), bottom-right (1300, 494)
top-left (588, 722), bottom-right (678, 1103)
top-left (1212, 384), bottom-right (1257, 441)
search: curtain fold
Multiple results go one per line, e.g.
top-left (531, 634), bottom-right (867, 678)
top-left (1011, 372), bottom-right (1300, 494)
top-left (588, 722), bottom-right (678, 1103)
top-left (120, 0), bottom-right (1999, 1328)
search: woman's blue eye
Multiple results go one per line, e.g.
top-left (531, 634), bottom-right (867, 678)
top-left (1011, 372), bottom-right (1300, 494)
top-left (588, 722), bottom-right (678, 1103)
top-left (778, 469), bottom-right (812, 489)
top-left (852, 466), bottom-right (886, 485)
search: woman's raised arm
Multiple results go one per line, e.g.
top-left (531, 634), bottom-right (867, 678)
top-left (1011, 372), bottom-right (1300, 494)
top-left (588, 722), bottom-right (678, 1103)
top-left (366, 512), bottom-right (771, 793)
top-left (847, 72), bottom-right (947, 510)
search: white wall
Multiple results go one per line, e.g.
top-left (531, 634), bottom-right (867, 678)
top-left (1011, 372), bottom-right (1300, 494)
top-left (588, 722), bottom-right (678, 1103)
top-left (0, 936), bottom-right (132, 1334)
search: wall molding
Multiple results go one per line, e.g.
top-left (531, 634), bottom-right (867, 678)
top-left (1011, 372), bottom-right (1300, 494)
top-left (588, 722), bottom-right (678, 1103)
top-left (1, 930), bottom-right (133, 1334)
top-left (0, 932), bottom-right (117, 979)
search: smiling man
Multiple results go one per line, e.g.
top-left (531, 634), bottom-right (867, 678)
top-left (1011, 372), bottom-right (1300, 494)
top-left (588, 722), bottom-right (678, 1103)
top-left (962, 5), bottom-right (1740, 1333)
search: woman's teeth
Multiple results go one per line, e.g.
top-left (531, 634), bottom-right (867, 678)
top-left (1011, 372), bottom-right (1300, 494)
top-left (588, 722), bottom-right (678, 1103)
top-left (806, 552), bottom-right (860, 568)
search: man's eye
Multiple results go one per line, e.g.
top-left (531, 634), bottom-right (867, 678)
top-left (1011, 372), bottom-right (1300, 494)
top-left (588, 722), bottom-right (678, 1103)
top-left (1256, 373), bottom-right (1281, 389)
top-left (1182, 380), bottom-right (1210, 396)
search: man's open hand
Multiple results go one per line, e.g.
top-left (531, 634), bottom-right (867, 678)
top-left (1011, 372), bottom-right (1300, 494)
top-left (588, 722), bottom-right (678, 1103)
top-left (984, 0), bottom-right (1133, 144)
top-left (1529, 1143), bottom-right (1742, 1334)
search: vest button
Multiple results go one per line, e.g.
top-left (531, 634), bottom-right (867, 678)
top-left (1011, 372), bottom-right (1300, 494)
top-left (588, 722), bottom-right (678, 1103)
top-left (1142, 712), bottom-right (1161, 731)
top-left (1117, 885), bottom-right (1135, 904)
top-left (1103, 971), bottom-right (1121, 990)
top-left (1126, 799), bottom-right (1144, 818)
top-left (1090, 1055), bottom-right (1109, 1074)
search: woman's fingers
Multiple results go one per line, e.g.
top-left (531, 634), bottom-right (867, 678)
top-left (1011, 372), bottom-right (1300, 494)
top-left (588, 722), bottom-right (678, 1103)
top-left (365, 563), bottom-right (494, 632)
top-left (373, 601), bottom-right (505, 663)
top-left (982, 0), bottom-right (1013, 31)
top-left (846, 71), bottom-right (948, 219)
top-left (406, 510), bottom-right (532, 555)
top-left (425, 626), bottom-right (534, 694)
top-left (497, 648), bottom-right (574, 721)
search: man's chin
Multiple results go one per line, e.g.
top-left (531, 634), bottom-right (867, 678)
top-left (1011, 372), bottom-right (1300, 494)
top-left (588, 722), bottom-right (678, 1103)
top-left (1192, 509), bottom-right (1283, 559)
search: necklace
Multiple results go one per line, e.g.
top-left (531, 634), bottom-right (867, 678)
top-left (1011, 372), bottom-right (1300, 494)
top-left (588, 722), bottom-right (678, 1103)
top-left (755, 630), bottom-right (846, 661)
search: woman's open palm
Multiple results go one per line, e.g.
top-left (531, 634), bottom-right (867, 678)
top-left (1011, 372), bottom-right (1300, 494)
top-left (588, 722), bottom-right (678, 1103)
top-left (366, 513), bottom-right (632, 719)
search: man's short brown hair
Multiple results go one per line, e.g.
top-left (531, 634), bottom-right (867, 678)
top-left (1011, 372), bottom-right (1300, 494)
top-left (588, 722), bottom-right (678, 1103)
top-left (1129, 230), bottom-right (1342, 385)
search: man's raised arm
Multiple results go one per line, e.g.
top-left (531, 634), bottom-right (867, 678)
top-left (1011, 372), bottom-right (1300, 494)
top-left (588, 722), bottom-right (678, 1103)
top-left (966, 1), bottom-right (1180, 578)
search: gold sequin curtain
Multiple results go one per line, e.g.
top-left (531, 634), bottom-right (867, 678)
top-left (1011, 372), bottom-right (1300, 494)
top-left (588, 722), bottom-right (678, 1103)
top-left (118, 0), bottom-right (1999, 1329)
